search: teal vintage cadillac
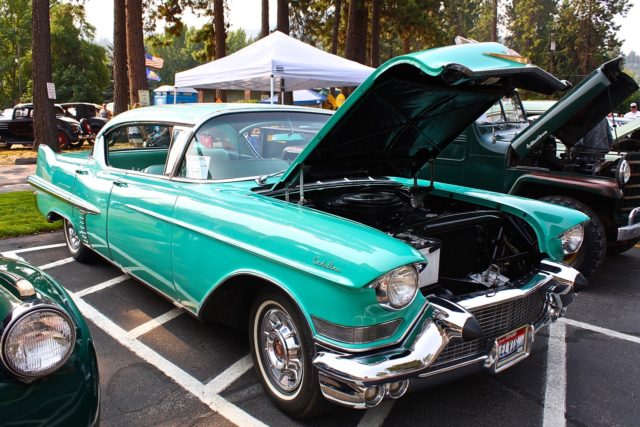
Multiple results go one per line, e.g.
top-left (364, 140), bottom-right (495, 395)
top-left (0, 257), bottom-right (100, 425)
top-left (30, 42), bottom-right (587, 418)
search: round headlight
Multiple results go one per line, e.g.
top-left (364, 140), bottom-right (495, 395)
top-left (1, 307), bottom-right (76, 379)
top-left (617, 159), bottom-right (631, 185)
top-left (372, 265), bottom-right (418, 309)
top-left (561, 224), bottom-right (584, 255)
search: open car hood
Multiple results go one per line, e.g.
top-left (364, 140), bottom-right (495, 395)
top-left (273, 42), bottom-right (566, 190)
top-left (511, 58), bottom-right (639, 158)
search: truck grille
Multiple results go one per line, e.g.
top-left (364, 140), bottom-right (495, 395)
top-left (430, 290), bottom-right (546, 368)
top-left (621, 154), bottom-right (640, 212)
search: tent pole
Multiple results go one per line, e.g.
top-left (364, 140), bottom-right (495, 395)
top-left (173, 87), bottom-right (177, 104)
top-left (270, 74), bottom-right (274, 105)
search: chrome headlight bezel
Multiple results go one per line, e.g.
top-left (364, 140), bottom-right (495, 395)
top-left (369, 265), bottom-right (419, 310)
top-left (616, 159), bottom-right (631, 186)
top-left (560, 223), bottom-right (585, 255)
top-left (0, 304), bottom-right (77, 380)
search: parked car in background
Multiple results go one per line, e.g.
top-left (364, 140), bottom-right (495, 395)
top-left (30, 42), bottom-right (587, 418)
top-left (60, 102), bottom-right (109, 138)
top-left (425, 58), bottom-right (640, 276)
top-left (0, 103), bottom-right (85, 149)
top-left (0, 257), bottom-right (100, 425)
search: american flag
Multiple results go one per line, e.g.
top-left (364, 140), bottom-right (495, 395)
top-left (145, 53), bottom-right (164, 69)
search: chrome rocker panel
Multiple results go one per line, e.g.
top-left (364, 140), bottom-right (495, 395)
top-left (312, 260), bottom-right (581, 409)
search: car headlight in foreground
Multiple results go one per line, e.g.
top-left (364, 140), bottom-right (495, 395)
top-left (560, 224), bottom-right (584, 255)
top-left (1, 306), bottom-right (76, 379)
top-left (370, 265), bottom-right (418, 309)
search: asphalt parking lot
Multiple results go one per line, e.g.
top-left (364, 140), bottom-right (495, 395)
top-left (1, 232), bottom-right (639, 427)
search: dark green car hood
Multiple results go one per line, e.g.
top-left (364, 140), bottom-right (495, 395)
top-left (273, 42), bottom-right (566, 189)
top-left (512, 58), bottom-right (639, 158)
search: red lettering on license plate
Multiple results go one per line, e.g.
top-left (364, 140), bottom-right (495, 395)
top-left (497, 327), bottom-right (526, 362)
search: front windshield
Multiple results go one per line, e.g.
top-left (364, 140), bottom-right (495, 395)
top-left (476, 95), bottom-right (527, 125)
top-left (177, 111), bottom-right (330, 180)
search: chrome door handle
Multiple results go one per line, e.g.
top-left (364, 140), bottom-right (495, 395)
top-left (114, 181), bottom-right (128, 188)
top-left (75, 169), bottom-right (88, 175)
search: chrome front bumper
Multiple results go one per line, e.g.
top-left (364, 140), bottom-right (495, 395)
top-left (312, 260), bottom-right (582, 409)
top-left (617, 207), bottom-right (640, 241)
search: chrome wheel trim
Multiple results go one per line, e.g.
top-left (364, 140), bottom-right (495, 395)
top-left (255, 301), bottom-right (305, 399)
top-left (65, 220), bottom-right (80, 252)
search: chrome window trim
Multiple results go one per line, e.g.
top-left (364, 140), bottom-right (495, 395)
top-left (28, 175), bottom-right (101, 215)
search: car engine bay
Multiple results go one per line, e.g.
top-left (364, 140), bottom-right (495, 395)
top-left (276, 184), bottom-right (543, 297)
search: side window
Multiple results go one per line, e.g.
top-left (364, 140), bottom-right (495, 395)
top-left (105, 124), bottom-right (173, 173)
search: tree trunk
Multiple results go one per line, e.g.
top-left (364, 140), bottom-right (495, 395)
top-left (370, 0), bottom-right (380, 67)
top-left (31, 0), bottom-right (58, 152)
top-left (126, 0), bottom-right (148, 106)
top-left (214, 0), bottom-right (227, 102)
top-left (345, 0), bottom-right (367, 64)
top-left (490, 0), bottom-right (498, 42)
top-left (260, 0), bottom-right (269, 38)
top-left (277, 0), bottom-right (289, 34)
top-left (331, 0), bottom-right (342, 55)
top-left (113, 0), bottom-right (128, 115)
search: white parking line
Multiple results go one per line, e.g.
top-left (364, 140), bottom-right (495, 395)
top-left (70, 292), bottom-right (267, 427)
top-left (562, 318), bottom-right (640, 345)
top-left (10, 242), bottom-right (66, 254)
top-left (128, 307), bottom-right (184, 338)
top-left (357, 401), bottom-right (396, 427)
top-left (203, 354), bottom-right (253, 396)
top-left (74, 274), bottom-right (129, 298)
top-left (543, 321), bottom-right (567, 427)
top-left (38, 257), bottom-right (75, 270)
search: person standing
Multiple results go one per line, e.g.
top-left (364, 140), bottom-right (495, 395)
top-left (624, 102), bottom-right (640, 119)
top-left (98, 103), bottom-right (110, 119)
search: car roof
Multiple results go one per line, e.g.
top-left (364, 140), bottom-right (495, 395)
top-left (106, 103), bottom-right (329, 128)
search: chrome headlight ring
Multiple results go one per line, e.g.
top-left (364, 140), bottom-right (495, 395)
top-left (616, 159), bottom-right (631, 186)
top-left (560, 223), bottom-right (585, 255)
top-left (369, 265), bottom-right (419, 310)
top-left (0, 304), bottom-right (77, 381)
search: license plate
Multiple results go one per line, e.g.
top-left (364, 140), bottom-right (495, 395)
top-left (494, 325), bottom-right (531, 370)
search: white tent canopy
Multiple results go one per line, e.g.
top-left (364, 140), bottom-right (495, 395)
top-left (153, 85), bottom-right (197, 93)
top-left (174, 31), bottom-right (374, 92)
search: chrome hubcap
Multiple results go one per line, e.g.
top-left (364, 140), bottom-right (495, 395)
top-left (66, 222), bottom-right (80, 250)
top-left (259, 307), bottom-right (303, 393)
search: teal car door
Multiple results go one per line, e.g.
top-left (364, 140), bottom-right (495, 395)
top-left (105, 125), bottom-right (190, 298)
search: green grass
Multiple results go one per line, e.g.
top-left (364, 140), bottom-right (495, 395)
top-left (0, 191), bottom-right (62, 238)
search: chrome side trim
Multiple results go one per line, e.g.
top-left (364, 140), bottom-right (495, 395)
top-left (28, 175), bottom-right (100, 215)
top-left (312, 316), bottom-right (402, 345)
top-left (313, 301), bottom-right (430, 354)
top-left (123, 203), bottom-right (354, 287)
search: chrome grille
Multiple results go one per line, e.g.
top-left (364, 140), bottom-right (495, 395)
top-left (430, 290), bottom-right (546, 368)
top-left (621, 155), bottom-right (640, 212)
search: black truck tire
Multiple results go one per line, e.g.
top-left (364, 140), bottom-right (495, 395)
top-left (540, 196), bottom-right (606, 277)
